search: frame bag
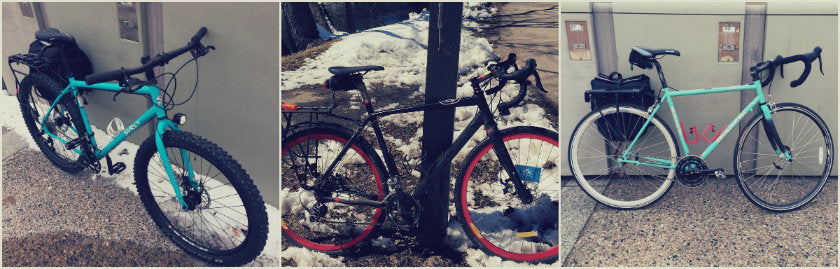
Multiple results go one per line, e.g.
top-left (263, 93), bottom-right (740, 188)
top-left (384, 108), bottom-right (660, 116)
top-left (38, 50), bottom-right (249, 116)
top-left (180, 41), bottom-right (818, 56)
top-left (585, 72), bottom-right (656, 141)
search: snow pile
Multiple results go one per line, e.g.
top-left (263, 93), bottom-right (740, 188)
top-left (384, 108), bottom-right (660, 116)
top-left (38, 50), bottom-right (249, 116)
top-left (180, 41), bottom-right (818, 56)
top-left (462, 2), bottom-right (497, 31)
top-left (281, 9), bottom-right (496, 90)
top-left (282, 246), bottom-right (345, 267)
top-left (0, 92), bottom-right (36, 148)
top-left (0, 91), bottom-right (280, 267)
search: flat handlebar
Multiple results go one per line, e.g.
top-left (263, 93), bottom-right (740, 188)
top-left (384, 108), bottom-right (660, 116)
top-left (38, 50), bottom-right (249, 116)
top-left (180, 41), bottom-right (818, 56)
top-left (84, 27), bottom-right (211, 85)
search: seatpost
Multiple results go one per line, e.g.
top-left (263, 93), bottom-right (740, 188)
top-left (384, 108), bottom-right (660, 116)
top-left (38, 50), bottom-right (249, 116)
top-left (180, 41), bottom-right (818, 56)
top-left (355, 80), bottom-right (373, 112)
top-left (652, 60), bottom-right (668, 89)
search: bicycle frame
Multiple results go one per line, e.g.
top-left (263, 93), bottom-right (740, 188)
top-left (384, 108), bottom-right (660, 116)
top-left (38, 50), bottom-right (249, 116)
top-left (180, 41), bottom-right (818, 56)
top-left (618, 79), bottom-right (787, 169)
top-left (308, 83), bottom-right (534, 207)
top-left (39, 77), bottom-right (196, 207)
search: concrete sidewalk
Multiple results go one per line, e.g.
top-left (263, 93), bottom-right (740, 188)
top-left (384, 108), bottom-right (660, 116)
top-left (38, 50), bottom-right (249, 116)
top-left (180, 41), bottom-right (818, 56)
top-left (485, 2), bottom-right (559, 110)
top-left (1, 129), bottom-right (209, 266)
top-left (561, 177), bottom-right (837, 266)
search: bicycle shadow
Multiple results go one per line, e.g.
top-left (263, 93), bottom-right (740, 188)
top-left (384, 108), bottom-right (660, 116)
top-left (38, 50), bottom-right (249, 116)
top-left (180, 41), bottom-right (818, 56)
top-left (341, 228), bottom-right (468, 267)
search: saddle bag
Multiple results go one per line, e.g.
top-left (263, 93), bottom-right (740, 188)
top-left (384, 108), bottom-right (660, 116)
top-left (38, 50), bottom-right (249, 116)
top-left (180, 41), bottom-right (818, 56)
top-left (324, 74), bottom-right (362, 91)
top-left (585, 72), bottom-right (656, 141)
top-left (27, 32), bottom-right (93, 81)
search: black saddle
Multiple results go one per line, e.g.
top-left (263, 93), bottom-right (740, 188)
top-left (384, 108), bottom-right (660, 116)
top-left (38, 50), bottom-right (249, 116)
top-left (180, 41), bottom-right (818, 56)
top-left (631, 47), bottom-right (680, 58)
top-left (328, 66), bottom-right (384, 76)
top-left (629, 47), bottom-right (680, 69)
top-left (35, 28), bottom-right (76, 44)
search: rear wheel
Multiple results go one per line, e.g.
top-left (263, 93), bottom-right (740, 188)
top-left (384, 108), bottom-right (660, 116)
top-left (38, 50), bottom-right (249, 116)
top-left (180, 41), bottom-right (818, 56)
top-left (456, 126), bottom-right (559, 263)
top-left (17, 73), bottom-right (85, 173)
top-left (281, 126), bottom-right (386, 253)
top-left (568, 105), bottom-right (679, 209)
top-left (735, 103), bottom-right (833, 211)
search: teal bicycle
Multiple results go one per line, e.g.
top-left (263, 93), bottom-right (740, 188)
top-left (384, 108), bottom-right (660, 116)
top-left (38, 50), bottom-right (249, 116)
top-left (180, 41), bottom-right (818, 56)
top-left (568, 46), bottom-right (832, 211)
top-left (10, 27), bottom-right (268, 265)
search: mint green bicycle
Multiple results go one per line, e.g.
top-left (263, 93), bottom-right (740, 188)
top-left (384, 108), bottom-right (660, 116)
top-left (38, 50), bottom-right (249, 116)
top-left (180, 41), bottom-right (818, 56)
top-left (568, 46), bottom-right (832, 211)
top-left (10, 27), bottom-right (267, 265)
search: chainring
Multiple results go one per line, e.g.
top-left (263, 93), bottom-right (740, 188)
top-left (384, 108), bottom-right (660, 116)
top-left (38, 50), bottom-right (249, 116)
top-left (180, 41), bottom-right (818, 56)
top-left (676, 155), bottom-right (708, 187)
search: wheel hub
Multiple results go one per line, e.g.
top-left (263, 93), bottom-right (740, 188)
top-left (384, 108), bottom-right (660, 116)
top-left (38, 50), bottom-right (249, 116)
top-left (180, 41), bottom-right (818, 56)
top-left (676, 155), bottom-right (708, 187)
top-left (181, 175), bottom-right (205, 210)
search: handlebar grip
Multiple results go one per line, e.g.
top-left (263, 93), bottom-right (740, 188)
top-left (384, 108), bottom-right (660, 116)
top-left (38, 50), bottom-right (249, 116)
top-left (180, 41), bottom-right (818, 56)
top-left (498, 59), bottom-right (536, 81)
top-left (790, 62), bottom-right (812, 88)
top-left (498, 82), bottom-right (528, 115)
top-left (85, 68), bottom-right (128, 85)
top-left (191, 27), bottom-right (207, 44)
top-left (789, 47), bottom-right (822, 87)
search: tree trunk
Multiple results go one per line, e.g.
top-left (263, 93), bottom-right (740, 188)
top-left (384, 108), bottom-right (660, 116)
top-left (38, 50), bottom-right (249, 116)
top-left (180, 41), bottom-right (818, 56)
top-left (281, 2), bottom-right (319, 54)
top-left (415, 2), bottom-right (462, 248)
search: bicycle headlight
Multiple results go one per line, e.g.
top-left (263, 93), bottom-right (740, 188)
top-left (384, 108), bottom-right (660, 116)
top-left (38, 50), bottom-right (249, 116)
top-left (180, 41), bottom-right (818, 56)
top-left (173, 113), bottom-right (187, 125)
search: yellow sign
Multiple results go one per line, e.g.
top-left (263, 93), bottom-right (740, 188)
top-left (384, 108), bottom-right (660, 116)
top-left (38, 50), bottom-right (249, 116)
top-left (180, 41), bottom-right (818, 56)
top-left (470, 223), bottom-right (483, 239)
top-left (516, 231), bottom-right (538, 238)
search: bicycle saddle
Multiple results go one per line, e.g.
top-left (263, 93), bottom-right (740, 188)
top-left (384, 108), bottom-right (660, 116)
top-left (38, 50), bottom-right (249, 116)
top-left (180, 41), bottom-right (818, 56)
top-left (631, 46), bottom-right (680, 58)
top-left (35, 28), bottom-right (76, 44)
top-left (328, 65), bottom-right (384, 76)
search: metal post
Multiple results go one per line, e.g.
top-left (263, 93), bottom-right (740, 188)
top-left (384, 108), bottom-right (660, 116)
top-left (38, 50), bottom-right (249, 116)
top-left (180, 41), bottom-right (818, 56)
top-left (415, 2), bottom-right (461, 247)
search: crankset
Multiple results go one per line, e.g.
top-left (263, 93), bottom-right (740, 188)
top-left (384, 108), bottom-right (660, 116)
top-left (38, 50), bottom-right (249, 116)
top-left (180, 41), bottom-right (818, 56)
top-left (675, 156), bottom-right (708, 187)
top-left (384, 191), bottom-right (421, 229)
top-left (676, 156), bottom-right (727, 187)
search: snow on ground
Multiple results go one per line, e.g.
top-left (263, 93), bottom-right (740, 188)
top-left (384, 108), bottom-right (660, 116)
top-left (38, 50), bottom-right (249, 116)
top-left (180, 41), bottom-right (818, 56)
top-left (462, 2), bottom-right (497, 31)
top-left (282, 3), bottom-right (558, 267)
top-left (1, 91), bottom-right (36, 148)
top-left (0, 92), bottom-right (280, 267)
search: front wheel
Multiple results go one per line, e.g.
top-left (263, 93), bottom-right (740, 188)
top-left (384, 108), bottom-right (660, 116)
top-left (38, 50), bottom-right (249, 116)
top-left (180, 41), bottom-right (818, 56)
top-left (134, 131), bottom-right (268, 266)
top-left (456, 126), bottom-right (559, 263)
top-left (735, 103), bottom-right (833, 211)
top-left (568, 105), bottom-right (679, 209)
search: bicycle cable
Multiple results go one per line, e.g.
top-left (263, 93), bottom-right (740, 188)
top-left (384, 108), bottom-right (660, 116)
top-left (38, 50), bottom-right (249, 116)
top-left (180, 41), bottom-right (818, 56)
top-left (153, 55), bottom-right (200, 111)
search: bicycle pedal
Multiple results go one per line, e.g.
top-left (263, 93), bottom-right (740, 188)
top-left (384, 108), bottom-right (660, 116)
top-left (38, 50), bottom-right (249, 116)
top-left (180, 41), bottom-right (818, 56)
top-left (109, 162), bottom-right (126, 175)
top-left (714, 168), bottom-right (726, 179)
top-left (65, 138), bottom-right (83, 150)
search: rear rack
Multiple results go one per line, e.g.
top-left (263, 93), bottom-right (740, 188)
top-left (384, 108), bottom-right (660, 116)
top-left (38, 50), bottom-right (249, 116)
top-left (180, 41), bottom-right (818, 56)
top-left (7, 53), bottom-right (56, 90)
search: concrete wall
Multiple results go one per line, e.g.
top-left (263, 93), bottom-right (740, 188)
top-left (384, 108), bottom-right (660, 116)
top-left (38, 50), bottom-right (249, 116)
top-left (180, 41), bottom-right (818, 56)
top-left (2, 3), bottom-right (40, 92)
top-left (561, 2), bottom-right (838, 176)
top-left (2, 3), bottom-right (280, 205)
top-left (763, 3), bottom-right (838, 177)
top-left (560, 3), bottom-right (598, 176)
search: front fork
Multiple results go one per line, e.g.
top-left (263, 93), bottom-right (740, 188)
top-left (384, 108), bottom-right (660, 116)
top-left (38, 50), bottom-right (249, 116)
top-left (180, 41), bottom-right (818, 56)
top-left (477, 100), bottom-right (535, 204)
top-left (154, 119), bottom-right (198, 208)
top-left (759, 104), bottom-right (792, 160)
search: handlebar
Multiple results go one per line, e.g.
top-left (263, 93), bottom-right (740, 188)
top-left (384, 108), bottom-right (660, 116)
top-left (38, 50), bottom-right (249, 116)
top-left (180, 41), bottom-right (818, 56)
top-left (469, 53), bottom-right (546, 115)
top-left (752, 46), bottom-right (823, 88)
top-left (84, 27), bottom-right (213, 85)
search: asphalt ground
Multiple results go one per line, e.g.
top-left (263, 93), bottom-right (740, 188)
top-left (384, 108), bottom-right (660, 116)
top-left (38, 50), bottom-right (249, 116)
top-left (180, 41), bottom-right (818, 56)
top-left (561, 176), bottom-right (838, 267)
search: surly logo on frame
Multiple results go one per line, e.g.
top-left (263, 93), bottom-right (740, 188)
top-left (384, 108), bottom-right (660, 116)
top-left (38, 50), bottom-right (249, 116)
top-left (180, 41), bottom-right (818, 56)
top-left (123, 121), bottom-right (140, 136)
top-left (156, 96), bottom-right (163, 106)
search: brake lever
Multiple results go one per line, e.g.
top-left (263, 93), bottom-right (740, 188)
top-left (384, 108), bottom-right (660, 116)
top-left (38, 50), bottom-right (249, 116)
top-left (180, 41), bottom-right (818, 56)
top-left (113, 77), bottom-right (144, 102)
top-left (775, 55), bottom-right (785, 78)
top-left (818, 54), bottom-right (824, 75)
top-left (533, 70), bottom-right (547, 93)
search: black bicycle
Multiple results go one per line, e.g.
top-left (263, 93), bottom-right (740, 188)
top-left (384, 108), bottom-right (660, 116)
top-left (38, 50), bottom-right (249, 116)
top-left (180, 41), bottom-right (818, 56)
top-left (281, 54), bottom-right (559, 263)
